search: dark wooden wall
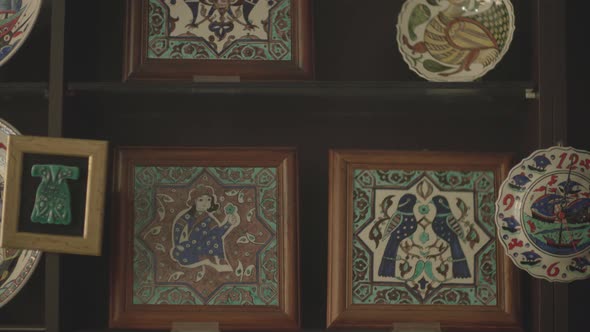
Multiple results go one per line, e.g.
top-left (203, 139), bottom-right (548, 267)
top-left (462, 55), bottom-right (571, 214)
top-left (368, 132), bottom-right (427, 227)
top-left (567, 1), bottom-right (590, 332)
top-left (60, 1), bottom-right (532, 330)
top-left (0, 0), bottom-right (580, 331)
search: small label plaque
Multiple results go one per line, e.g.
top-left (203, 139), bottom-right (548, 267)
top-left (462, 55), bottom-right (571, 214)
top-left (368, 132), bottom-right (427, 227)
top-left (171, 322), bottom-right (219, 332)
top-left (192, 75), bottom-right (241, 83)
top-left (392, 322), bottom-right (441, 332)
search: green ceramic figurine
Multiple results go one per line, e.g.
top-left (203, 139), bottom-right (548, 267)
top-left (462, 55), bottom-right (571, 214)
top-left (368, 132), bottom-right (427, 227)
top-left (30, 165), bottom-right (80, 226)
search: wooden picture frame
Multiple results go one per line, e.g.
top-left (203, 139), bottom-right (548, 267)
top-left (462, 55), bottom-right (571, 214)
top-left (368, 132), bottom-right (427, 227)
top-left (327, 150), bottom-right (522, 331)
top-left (124, 0), bottom-right (313, 81)
top-left (0, 136), bottom-right (108, 256)
top-left (110, 147), bottom-right (299, 330)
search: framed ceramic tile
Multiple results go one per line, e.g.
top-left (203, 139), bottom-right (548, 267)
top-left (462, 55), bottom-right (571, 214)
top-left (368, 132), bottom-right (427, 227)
top-left (327, 150), bottom-right (522, 331)
top-left (0, 136), bottom-right (108, 256)
top-left (124, 0), bottom-right (313, 80)
top-left (110, 147), bottom-right (298, 330)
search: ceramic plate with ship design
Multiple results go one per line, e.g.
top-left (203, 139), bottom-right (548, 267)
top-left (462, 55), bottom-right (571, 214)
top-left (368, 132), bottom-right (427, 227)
top-left (0, 119), bottom-right (42, 308)
top-left (496, 147), bottom-right (590, 282)
top-left (397, 0), bottom-right (515, 82)
top-left (0, 0), bottom-right (42, 67)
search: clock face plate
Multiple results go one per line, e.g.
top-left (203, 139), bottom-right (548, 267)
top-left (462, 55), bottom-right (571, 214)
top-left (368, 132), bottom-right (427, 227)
top-left (496, 147), bottom-right (590, 282)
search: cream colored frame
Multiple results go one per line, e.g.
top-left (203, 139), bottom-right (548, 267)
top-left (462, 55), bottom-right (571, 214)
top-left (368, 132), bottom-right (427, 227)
top-left (0, 136), bottom-right (108, 256)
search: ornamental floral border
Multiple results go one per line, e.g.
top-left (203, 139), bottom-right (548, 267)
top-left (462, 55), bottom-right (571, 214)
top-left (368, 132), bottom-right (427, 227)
top-left (351, 169), bottom-right (498, 306)
top-left (147, 0), bottom-right (293, 61)
top-left (132, 166), bottom-right (279, 306)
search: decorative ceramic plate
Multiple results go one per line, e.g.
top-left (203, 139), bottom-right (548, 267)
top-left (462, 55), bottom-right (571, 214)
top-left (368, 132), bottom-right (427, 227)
top-left (0, 0), bottom-right (42, 67)
top-left (396, 0), bottom-right (515, 82)
top-left (0, 118), bottom-right (42, 308)
top-left (496, 147), bottom-right (590, 282)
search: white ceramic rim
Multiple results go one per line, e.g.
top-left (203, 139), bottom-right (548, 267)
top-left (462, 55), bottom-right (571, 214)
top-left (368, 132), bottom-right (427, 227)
top-left (0, 0), bottom-right (43, 68)
top-left (396, 0), bottom-right (516, 82)
top-left (0, 118), bottom-right (42, 308)
top-left (495, 146), bottom-right (590, 283)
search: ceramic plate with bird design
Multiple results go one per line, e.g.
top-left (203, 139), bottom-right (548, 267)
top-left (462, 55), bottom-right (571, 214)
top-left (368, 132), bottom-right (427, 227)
top-left (397, 0), bottom-right (515, 82)
top-left (0, 119), bottom-right (42, 308)
top-left (496, 147), bottom-right (590, 282)
top-left (0, 0), bottom-right (42, 67)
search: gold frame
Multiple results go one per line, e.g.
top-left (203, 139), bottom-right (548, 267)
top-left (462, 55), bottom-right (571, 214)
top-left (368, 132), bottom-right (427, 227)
top-left (0, 136), bottom-right (108, 256)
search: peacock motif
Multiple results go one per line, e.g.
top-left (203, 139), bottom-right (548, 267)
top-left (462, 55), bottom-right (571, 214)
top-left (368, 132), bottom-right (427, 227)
top-left (397, 0), bottom-right (515, 81)
top-left (150, 0), bottom-right (291, 59)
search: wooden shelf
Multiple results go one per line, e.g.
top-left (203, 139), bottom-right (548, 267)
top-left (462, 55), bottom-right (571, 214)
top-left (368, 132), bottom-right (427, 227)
top-left (74, 329), bottom-right (376, 332)
top-left (66, 81), bottom-right (533, 101)
top-left (0, 326), bottom-right (46, 332)
top-left (0, 0), bottom-right (570, 331)
top-left (0, 83), bottom-right (48, 97)
top-left (0, 81), bottom-right (533, 101)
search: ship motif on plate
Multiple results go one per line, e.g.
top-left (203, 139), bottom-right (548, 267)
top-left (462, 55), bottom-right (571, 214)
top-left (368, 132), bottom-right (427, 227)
top-left (0, 0), bottom-right (42, 67)
top-left (396, 0), bottom-right (515, 82)
top-left (496, 147), bottom-right (590, 282)
top-left (353, 169), bottom-right (498, 305)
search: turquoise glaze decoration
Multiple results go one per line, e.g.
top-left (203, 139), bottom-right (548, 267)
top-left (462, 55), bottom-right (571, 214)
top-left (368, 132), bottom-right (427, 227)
top-left (133, 167), bottom-right (279, 306)
top-left (30, 165), bottom-right (80, 226)
top-left (352, 169), bottom-right (498, 305)
top-left (147, 0), bottom-right (292, 61)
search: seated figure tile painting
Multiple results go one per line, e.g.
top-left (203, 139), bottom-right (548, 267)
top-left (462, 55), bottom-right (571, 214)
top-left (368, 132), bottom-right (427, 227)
top-left (110, 147), bottom-right (298, 330)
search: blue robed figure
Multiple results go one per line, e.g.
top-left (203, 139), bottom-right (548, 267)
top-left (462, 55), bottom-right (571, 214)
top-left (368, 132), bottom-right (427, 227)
top-left (170, 186), bottom-right (240, 272)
